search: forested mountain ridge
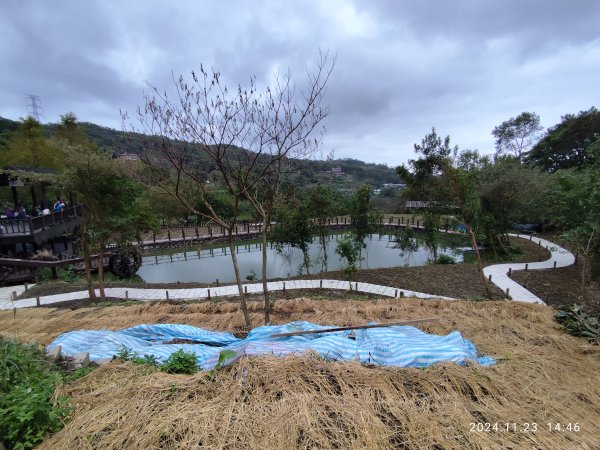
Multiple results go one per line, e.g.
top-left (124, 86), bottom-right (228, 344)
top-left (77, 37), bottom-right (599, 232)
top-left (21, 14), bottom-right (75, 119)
top-left (0, 116), bottom-right (402, 187)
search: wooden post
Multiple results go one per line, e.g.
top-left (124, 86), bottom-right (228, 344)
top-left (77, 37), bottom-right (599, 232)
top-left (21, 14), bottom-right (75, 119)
top-left (417, 220), bottom-right (420, 228)
top-left (505, 287), bottom-right (510, 297)
top-left (525, 263), bottom-right (528, 271)
top-left (181, 229), bottom-right (185, 240)
top-left (553, 261), bottom-right (557, 269)
top-left (355, 282), bottom-right (358, 291)
top-left (167, 230), bottom-right (171, 242)
top-left (320, 279), bottom-right (323, 288)
top-left (166, 291), bottom-right (169, 300)
top-left (36, 296), bottom-right (40, 306)
top-left (24, 283), bottom-right (28, 292)
top-left (283, 282), bottom-right (286, 292)
top-left (208, 289), bottom-right (211, 300)
top-left (209, 228), bottom-right (213, 237)
top-left (488, 274), bottom-right (492, 282)
top-left (195, 228), bottom-right (199, 239)
top-left (244, 285), bottom-right (247, 294)
top-left (216, 278), bottom-right (219, 287)
top-left (394, 289), bottom-right (398, 298)
top-left (153, 232), bottom-right (156, 243)
top-left (400, 291), bottom-right (404, 298)
top-left (508, 268), bottom-right (512, 276)
top-left (125, 291), bottom-right (129, 300)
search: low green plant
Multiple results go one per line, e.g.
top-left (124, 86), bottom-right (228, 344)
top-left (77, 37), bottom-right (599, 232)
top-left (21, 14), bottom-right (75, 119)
top-left (0, 339), bottom-right (71, 449)
top-left (506, 244), bottom-right (524, 256)
top-left (64, 366), bottom-right (95, 383)
top-left (555, 305), bottom-right (600, 343)
top-left (207, 350), bottom-right (237, 381)
top-left (435, 254), bottom-right (456, 264)
top-left (160, 349), bottom-right (199, 374)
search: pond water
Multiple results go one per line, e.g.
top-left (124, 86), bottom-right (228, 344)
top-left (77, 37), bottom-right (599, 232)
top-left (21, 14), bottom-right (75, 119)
top-left (137, 233), bottom-right (468, 284)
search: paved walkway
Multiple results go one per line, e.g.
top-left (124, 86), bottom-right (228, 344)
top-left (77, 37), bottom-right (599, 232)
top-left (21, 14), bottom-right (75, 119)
top-left (483, 234), bottom-right (575, 305)
top-left (0, 234), bottom-right (575, 311)
top-left (0, 280), bottom-right (453, 311)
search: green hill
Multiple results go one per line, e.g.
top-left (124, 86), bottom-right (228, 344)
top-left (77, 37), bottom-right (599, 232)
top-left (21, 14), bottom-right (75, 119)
top-left (0, 116), bottom-right (403, 188)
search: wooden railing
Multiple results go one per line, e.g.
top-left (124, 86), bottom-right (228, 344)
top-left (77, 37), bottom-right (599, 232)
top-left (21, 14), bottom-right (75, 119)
top-left (0, 205), bottom-right (84, 236)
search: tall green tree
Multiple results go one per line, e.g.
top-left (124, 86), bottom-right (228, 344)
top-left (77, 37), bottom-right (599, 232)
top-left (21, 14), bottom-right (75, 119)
top-left (550, 168), bottom-right (600, 302)
top-left (492, 111), bottom-right (542, 161)
top-left (60, 136), bottom-right (156, 300)
top-left (348, 184), bottom-right (381, 264)
top-left (306, 186), bottom-right (338, 272)
top-left (526, 107), bottom-right (600, 172)
top-left (0, 117), bottom-right (63, 170)
top-left (443, 152), bottom-right (493, 299)
top-left (396, 127), bottom-right (456, 200)
top-left (269, 201), bottom-right (314, 275)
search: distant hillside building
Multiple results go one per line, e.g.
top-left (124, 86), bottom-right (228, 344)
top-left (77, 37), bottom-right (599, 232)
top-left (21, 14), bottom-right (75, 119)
top-left (383, 183), bottom-right (405, 189)
top-left (116, 152), bottom-right (140, 161)
top-left (405, 200), bottom-right (430, 210)
top-left (331, 166), bottom-right (346, 176)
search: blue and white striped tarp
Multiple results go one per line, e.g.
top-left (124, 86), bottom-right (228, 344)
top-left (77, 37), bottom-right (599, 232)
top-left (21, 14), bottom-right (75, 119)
top-left (47, 321), bottom-right (495, 370)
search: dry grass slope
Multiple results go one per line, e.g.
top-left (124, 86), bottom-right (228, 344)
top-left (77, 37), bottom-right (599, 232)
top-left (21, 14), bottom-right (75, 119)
top-left (1, 297), bottom-right (599, 449)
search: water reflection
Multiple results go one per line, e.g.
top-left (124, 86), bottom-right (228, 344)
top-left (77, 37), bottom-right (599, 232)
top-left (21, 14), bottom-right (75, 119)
top-left (138, 233), bottom-right (467, 283)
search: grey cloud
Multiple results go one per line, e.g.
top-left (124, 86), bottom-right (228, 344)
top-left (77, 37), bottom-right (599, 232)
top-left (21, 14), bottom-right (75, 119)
top-left (1, 0), bottom-right (598, 165)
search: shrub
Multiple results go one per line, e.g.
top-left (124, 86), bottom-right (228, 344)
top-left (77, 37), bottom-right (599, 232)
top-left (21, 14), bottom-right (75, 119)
top-left (556, 305), bottom-right (600, 343)
top-left (160, 349), bottom-right (199, 374)
top-left (435, 254), bottom-right (456, 264)
top-left (0, 339), bottom-right (71, 449)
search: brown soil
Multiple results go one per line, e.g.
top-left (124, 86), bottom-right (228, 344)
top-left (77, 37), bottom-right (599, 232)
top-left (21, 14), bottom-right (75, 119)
top-left (1, 298), bottom-right (598, 449)
top-left (512, 263), bottom-right (600, 314)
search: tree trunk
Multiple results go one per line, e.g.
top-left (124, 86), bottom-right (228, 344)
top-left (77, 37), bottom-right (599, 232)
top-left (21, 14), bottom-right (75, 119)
top-left (81, 221), bottom-right (96, 301)
top-left (97, 241), bottom-right (106, 300)
top-left (467, 224), bottom-right (492, 299)
top-left (260, 218), bottom-right (271, 324)
top-left (303, 248), bottom-right (311, 275)
top-left (228, 230), bottom-right (251, 328)
top-left (581, 225), bottom-right (597, 303)
top-left (320, 228), bottom-right (328, 272)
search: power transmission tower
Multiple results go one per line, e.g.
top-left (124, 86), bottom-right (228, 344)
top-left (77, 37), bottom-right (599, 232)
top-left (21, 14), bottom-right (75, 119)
top-left (26, 94), bottom-right (43, 121)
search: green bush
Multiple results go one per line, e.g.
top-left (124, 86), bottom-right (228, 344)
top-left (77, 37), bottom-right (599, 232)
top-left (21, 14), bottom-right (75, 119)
top-left (507, 244), bottom-right (524, 255)
top-left (115, 346), bottom-right (199, 374)
top-left (556, 305), bottom-right (600, 343)
top-left (435, 254), bottom-right (456, 264)
top-left (0, 339), bottom-right (71, 449)
top-left (160, 349), bottom-right (199, 374)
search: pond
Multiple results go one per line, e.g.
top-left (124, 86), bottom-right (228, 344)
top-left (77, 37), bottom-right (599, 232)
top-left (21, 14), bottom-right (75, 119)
top-left (137, 233), bottom-right (469, 284)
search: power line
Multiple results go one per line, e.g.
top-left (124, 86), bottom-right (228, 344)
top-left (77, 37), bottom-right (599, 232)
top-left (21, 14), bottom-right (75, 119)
top-left (25, 94), bottom-right (43, 121)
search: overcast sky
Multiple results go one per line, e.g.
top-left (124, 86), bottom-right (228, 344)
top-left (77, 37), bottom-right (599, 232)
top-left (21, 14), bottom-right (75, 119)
top-left (1, 0), bottom-right (599, 166)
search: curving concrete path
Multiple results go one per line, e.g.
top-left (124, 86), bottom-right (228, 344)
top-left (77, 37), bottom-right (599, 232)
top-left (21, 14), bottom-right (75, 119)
top-left (0, 234), bottom-right (575, 311)
top-left (0, 279), bottom-right (453, 311)
top-left (483, 234), bottom-right (575, 305)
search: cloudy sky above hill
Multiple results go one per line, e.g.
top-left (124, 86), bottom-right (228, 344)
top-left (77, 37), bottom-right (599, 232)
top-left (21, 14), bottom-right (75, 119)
top-left (1, 0), bottom-right (599, 165)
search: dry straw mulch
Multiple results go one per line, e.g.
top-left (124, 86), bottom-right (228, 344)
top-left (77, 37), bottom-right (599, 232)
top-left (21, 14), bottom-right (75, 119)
top-left (1, 297), bottom-right (600, 449)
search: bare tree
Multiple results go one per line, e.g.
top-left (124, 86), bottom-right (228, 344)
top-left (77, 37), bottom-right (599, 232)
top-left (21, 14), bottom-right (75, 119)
top-left (241, 52), bottom-right (334, 323)
top-left (125, 52), bottom-right (333, 326)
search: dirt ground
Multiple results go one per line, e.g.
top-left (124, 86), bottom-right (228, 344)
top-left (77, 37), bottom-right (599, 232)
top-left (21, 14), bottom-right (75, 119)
top-left (1, 297), bottom-right (599, 449)
top-left (512, 263), bottom-right (600, 314)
